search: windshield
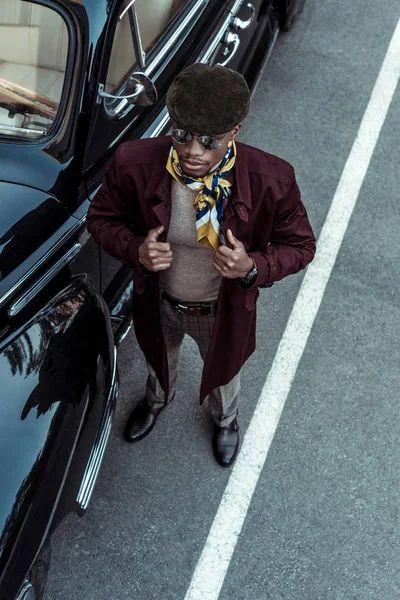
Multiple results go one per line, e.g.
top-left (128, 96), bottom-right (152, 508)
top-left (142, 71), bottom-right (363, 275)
top-left (0, 1), bottom-right (69, 140)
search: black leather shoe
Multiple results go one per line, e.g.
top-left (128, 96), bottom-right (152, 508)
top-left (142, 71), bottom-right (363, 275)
top-left (124, 399), bottom-right (162, 443)
top-left (212, 417), bottom-right (239, 468)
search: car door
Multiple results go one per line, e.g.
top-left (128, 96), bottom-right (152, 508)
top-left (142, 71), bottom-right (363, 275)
top-left (83, 0), bottom-right (269, 293)
top-left (0, 3), bottom-right (118, 593)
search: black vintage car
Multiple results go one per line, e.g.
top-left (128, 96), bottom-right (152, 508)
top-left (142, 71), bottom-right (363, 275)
top-left (0, 0), bottom-right (305, 598)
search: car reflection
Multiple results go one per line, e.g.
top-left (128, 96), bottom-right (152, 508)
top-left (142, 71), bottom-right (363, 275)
top-left (17, 288), bottom-right (106, 421)
top-left (0, 198), bottom-right (67, 280)
top-left (0, 285), bottom-right (107, 567)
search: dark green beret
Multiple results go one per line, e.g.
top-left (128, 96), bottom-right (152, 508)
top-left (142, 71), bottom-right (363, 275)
top-left (166, 63), bottom-right (250, 135)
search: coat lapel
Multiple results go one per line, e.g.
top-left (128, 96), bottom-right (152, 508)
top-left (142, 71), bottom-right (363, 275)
top-left (144, 148), bottom-right (173, 234)
top-left (228, 147), bottom-right (252, 223)
top-left (153, 201), bottom-right (171, 232)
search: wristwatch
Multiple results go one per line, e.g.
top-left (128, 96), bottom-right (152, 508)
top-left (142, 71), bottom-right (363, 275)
top-left (240, 263), bottom-right (258, 287)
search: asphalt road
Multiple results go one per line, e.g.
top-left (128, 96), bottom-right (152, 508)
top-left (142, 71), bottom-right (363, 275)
top-left (46, 1), bottom-right (400, 598)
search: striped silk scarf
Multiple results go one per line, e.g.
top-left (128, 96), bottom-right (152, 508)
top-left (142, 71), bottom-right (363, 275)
top-left (166, 141), bottom-right (236, 250)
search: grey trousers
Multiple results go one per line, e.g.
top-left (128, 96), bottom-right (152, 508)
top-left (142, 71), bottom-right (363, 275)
top-left (146, 297), bottom-right (240, 427)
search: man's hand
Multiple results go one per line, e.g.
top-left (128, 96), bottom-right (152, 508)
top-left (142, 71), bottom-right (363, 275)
top-left (139, 225), bottom-right (173, 271)
top-left (213, 229), bottom-right (254, 279)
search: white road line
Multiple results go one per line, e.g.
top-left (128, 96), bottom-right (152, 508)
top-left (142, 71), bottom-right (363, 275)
top-left (184, 18), bottom-right (400, 600)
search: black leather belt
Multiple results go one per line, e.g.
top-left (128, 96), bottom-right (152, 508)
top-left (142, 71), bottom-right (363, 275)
top-left (162, 292), bottom-right (216, 316)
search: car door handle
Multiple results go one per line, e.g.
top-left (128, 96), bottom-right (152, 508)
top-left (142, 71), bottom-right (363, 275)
top-left (231, 3), bottom-right (255, 30)
top-left (8, 243), bottom-right (81, 317)
top-left (217, 32), bottom-right (240, 67)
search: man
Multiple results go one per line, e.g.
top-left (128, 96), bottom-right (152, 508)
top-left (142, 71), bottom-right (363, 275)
top-left (86, 64), bottom-right (316, 468)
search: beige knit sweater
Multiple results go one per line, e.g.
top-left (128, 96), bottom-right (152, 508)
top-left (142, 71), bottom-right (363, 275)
top-left (160, 179), bottom-right (221, 302)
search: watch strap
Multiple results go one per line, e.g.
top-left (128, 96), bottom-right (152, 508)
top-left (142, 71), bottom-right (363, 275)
top-left (241, 264), bottom-right (258, 285)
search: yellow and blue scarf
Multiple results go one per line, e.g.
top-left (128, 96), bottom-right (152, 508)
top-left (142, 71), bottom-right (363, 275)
top-left (166, 141), bottom-right (236, 250)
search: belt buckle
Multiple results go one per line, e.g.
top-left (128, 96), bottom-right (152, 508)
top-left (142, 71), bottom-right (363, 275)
top-left (176, 303), bottom-right (189, 314)
top-left (174, 301), bottom-right (212, 316)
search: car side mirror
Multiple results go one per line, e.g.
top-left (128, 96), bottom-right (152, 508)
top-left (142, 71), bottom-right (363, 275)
top-left (96, 72), bottom-right (158, 106)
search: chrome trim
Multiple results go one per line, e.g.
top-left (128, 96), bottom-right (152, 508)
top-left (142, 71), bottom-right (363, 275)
top-left (217, 32), bottom-right (240, 67)
top-left (152, 109), bottom-right (170, 136)
top-left (110, 279), bottom-right (133, 318)
top-left (15, 581), bottom-right (35, 600)
top-left (130, 4), bottom-right (146, 70)
top-left (105, 72), bottom-right (158, 117)
top-left (197, 10), bottom-right (233, 64)
top-left (117, 320), bottom-right (132, 344)
top-left (0, 215), bottom-right (85, 309)
top-left (229, 0), bottom-right (244, 15)
top-left (0, 124), bottom-right (46, 135)
top-left (119, 0), bottom-right (137, 21)
top-left (145, 0), bottom-right (207, 77)
top-left (97, 81), bottom-right (144, 104)
top-left (76, 346), bottom-right (118, 514)
top-left (147, 107), bottom-right (170, 138)
top-left (232, 2), bottom-right (255, 30)
top-left (111, 315), bottom-right (133, 344)
top-left (197, 0), bottom-right (246, 65)
top-left (8, 243), bottom-right (82, 317)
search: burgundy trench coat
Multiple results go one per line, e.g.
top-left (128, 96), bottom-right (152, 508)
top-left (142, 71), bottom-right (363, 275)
top-left (86, 136), bottom-right (316, 403)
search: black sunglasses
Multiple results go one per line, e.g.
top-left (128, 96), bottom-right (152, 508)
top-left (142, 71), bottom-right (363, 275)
top-left (171, 129), bottom-right (229, 152)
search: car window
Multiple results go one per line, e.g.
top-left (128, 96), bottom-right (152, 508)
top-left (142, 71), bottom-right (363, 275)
top-left (105, 0), bottom-right (190, 98)
top-left (0, 1), bottom-right (69, 140)
top-left (136, 0), bottom-right (191, 55)
top-left (105, 9), bottom-right (137, 95)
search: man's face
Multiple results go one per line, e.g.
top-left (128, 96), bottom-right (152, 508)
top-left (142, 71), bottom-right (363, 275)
top-left (171, 123), bottom-right (241, 178)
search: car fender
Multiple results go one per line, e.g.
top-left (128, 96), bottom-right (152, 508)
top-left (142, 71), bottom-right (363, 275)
top-left (0, 277), bottom-right (115, 600)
